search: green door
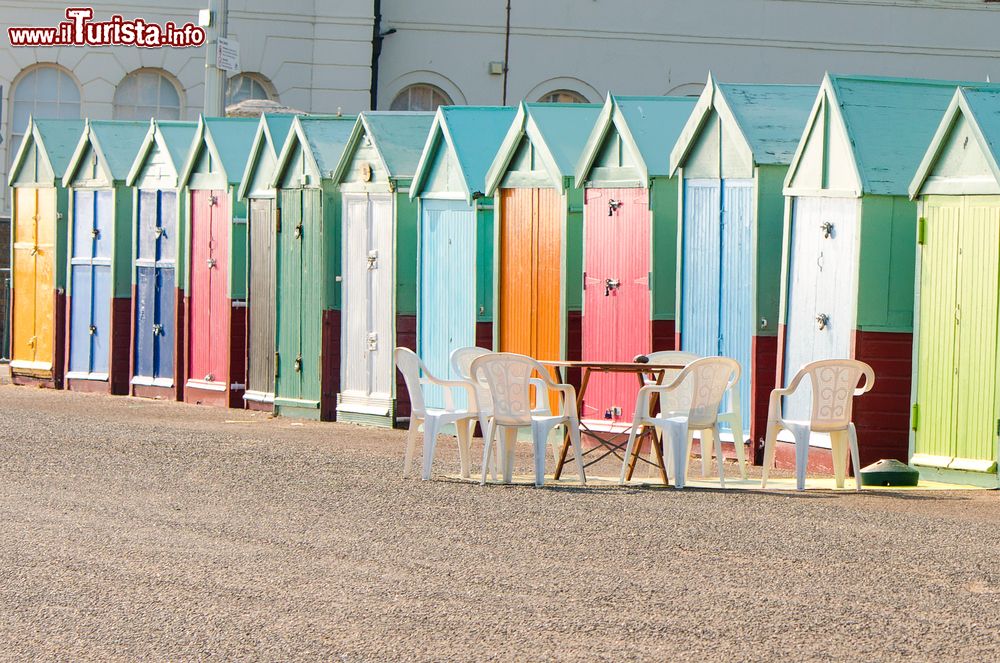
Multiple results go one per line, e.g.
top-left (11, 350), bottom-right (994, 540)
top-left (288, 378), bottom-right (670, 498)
top-left (275, 188), bottom-right (323, 418)
top-left (914, 196), bottom-right (1000, 470)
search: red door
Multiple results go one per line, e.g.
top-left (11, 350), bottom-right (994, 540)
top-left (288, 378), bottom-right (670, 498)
top-left (188, 190), bottom-right (230, 389)
top-left (581, 187), bottom-right (651, 422)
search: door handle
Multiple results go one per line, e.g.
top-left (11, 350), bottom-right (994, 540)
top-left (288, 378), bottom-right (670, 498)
top-left (152, 323), bottom-right (164, 336)
top-left (294, 354), bottom-right (302, 372)
top-left (608, 199), bottom-right (622, 216)
top-left (206, 258), bottom-right (216, 268)
top-left (367, 251), bottom-right (378, 270)
top-left (154, 226), bottom-right (165, 238)
top-left (90, 228), bottom-right (100, 240)
top-left (30, 245), bottom-right (38, 256)
top-left (816, 313), bottom-right (829, 330)
top-left (294, 224), bottom-right (303, 239)
top-left (604, 278), bottom-right (621, 296)
top-left (88, 324), bottom-right (97, 336)
top-left (820, 222), bottom-right (834, 238)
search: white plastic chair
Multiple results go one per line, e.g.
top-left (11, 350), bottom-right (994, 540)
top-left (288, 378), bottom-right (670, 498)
top-left (639, 351), bottom-right (747, 480)
top-left (620, 357), bottom-right (740, 489)
top-left (394, 347), bottom-right (479, 481)
top-left (470, 352), bottom-right (587, 487)
top-left (761, 359), bottom-right (875, 491)
top-left (450, 346), bottom-right (556, 470)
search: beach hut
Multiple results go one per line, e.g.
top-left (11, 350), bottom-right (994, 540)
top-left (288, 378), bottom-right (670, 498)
top-left (408, 105), bottom-right (516, 408)
top-left (668, 78), bottom-right (817, 456)
top-left (6, 118), bottom-right (83, 389)
top-left (484, 102), bottom-right (602, 381)
top-left (268, 114), bottom-right (356, 421)
top-left (62, 120), bottom-right (149, 394)
top-left (177, 116), bottom-right (257, 408)
top-left (779, 74), bottom-right (973, 468)
top-left (332, 111), bottom-right (435, 427)
top-left (125, 119), bottom-right (197, 400)
top-left (572, 94), bottom-right (696, 423)
top-left (907, 86), bottom-right (1000, 487)
top-left (237, 113), bottom-right (298, 411)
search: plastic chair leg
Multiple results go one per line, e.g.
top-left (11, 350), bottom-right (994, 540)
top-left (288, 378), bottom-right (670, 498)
top-left (848, 424), bottom-right (862, 492)
top-left (421, 417), bottom-right (443, 481)
top-left (830, 430), bottom-right (848, 489)
top-left (669, 428), bottom-right (689, 490)
top-left (619, 420), bottom-right (643, 484)
top-left (729, 418), bottom-right (748, 480)
top-left (700, 431), bottom-right (711, 477)
top-left (569, 421), bottom-right (587, 486)
top-left (480, 420), bottom-right (497, 485)
top-left (502, 427), bottom-right (518, 483)
top-left (403, 417), bottom-right (421, 478)
top-left (760, 422), bottom-right (779, 488)
top-left (531, 420), bottom-right (559, 487)
top-left (456, 418), bottom-right (472, 479)
top-left (713, 425), bottom-right (727, 489)
top-left (793, 428), bottom-right (810, 491)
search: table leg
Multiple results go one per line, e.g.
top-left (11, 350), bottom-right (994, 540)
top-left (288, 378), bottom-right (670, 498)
top-left (554, 367), bottom-right (591, 480)
top-left (650, 430), bottom-right (669, 485)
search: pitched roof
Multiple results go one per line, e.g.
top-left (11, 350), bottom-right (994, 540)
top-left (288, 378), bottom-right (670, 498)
top-left (7, 118), bottom-right (83, 185)
top-left (178, 116), bottom-right (258, 187)
top-left (332, 111), bottom-right (435, 185)
top-left (63, 119), bottom-right (149, 185)
top-left (576, 95), bottom-right (696, 184)
top-left (271, 115), bottom-right (357, 186)
top-left (410, 106), bottom-right (517, 201)
top-left (126, 119), bottom-right (197, 186)
top-left (237, 113), bottom-right (300, 199)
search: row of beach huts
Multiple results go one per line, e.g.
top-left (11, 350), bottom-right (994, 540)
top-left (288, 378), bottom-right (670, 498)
top-left (9, 73), bottom-right (1000, 486)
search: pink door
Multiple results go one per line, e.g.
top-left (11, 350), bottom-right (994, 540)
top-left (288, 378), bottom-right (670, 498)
top-left (188, 190), bottom-right (230, 389)
top-left (582, 187), bottom-right (651, 422)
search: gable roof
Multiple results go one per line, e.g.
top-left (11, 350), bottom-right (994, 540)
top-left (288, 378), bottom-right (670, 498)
top-left (237, 113), bottom-right (299, 199)
top-left (909, 86), bottom-right (1000, 197)
top-left (270, 115), bottom-right (357, 187)
top-left (331, 111), bottom-right (435, 185)
top-left (63, 119), bottom-right (149, 186)
top-left (576, 94), bottom-right (697, 186)
top-left (410, 105), bottom-right (517, 202)
top-left (126, 119), bottom-right (197, 186)
top-left (7, 117), bottom-right (84, 186)
top-left (485, 101), bottom-right (602, 194)
top-left (670, 75), bottom-right (817, 175)
top-left (785, 74), bottom-right (998, 196)
top-left (178, 116), bottom-right (258, 188)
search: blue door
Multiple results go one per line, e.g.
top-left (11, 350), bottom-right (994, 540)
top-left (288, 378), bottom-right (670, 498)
top-left (681, 180), bottom-right (721, 359)
top-left (134, 189), bottom-right (177, 385)
top-left (719, 180), bottom-right (754, 432)
top-left (419, 199), bottom-right (476, 409)
top-left (69, 189), bottom-right (113, 378)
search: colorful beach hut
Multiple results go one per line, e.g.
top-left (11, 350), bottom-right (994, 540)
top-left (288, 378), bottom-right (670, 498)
top-left (7, 118), bottom-right (83, 388)
top-left (408, 105), bottom-right (516, 408)
top-left (484, 102), bottom-right (602, 379)
top-left (779, 74), bottom-right (973, 468)
top-left (237, 113), bottom-right (298, 411)
top-left (332, 111), bottom-right (434, 427)
top-left (177, 116), bottom-right (257, 408)
top-left (268, 114), bottom-right (356, 421)
top-left (668, 78), bottom-right (817, 455)
top-left (125, 119), bottom-right (197, 400)
top-left (572, 94), bottom-right (696, 422)
top-left (62, 120), bottom-right (148, 394)
top-left (907, 86), bottom-right (1000, 487)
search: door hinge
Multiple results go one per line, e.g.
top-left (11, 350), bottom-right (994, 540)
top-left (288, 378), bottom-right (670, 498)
top-left (917, 217), bottom-right (926, 245)
top-left (582, 271), bottom-right (586, 290)
top-left (648, 272), bottom-right (652, 290)
top-left (996, 417), bottom-right (1000, 437)
top-left (911, 403), bottom-right (919, 432)
top-left (274, 351), bottom-right (280, 378)
top-left (275, 208), bottom-right (282, 233)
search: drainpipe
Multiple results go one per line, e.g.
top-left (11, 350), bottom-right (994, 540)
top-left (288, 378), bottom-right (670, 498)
top-left (370, 0), bottom-right (395, 110)
top-left (502, 0), bottom-right (511, 105)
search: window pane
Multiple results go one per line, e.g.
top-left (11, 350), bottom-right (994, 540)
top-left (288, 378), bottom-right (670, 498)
top-left (114, 70), bottom-right (181, 120)
top-left (390, 84), bottom-right (451, 112)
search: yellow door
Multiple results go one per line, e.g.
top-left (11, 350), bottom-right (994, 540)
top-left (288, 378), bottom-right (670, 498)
top-left (11, 187), bottom-right (56, 372)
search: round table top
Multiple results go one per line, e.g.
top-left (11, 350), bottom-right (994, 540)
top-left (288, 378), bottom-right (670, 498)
top-left (539, 360), bottom-right (686, 370)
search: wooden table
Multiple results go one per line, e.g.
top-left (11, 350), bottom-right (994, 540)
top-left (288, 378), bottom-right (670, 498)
top-left (540, 360), bottom-right (685, 483)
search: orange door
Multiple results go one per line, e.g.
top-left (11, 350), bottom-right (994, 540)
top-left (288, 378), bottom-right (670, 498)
top-left (11, 187), bottom-right (56, 371)
top-left (498, 187), bottom-right (562, 361)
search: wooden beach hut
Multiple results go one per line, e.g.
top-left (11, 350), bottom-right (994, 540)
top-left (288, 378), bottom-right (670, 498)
top-left (268, 114), bottom-right (356, 420)
top-left (176, 116), bottom-right (257, 408)
top-left (62, 120), bottom-right (148, 394)
top-left (7, 118), bottom-right (83, 388)
top-left (668, 77), bottom-right (817, 456)
top-left (125, 119), bottom-right (197, 400)
top-left (408, 105), bottom-right (516, 408)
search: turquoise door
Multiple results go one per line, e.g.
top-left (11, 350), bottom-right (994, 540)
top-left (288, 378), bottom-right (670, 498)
top-left (419, 199), bottom-right (476, 409)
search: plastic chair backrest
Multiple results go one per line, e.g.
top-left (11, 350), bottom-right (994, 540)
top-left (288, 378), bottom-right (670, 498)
top-left (450, 346), bottom-right (493, 410)
top-left (644, 351), bottom-right (698, 416)
top-left (394, 347), bottom-right (426, 416)
top-left (667, 356), bottom-right (740, 429)
top-left (793, 359), bottom-right (875, 432)
top-left (470, 352), bottom-right (551, 426)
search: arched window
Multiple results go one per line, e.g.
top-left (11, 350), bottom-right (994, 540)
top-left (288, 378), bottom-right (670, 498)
top-left (390, 84), bottom-right (452, 111)
top-left (8, 65), bottom-right (81, 166)
top-left (538, 89), bottom-right (588, 104)
top-left (226, 73), bottom-right (276, 106)
top-left (113, 69), bottom-right (182, 120)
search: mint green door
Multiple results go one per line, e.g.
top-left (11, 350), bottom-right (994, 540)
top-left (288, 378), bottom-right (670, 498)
top-left (914, 196), bottom-right (1000, 469)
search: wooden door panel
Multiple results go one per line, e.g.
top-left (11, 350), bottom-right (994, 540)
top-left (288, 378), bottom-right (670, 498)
top-left (276, 190), bottom-right (303, 400)
top-left (247, 199), bottom-right (276, 397)
top-left (155, 267), bottom-right (175, 379)
top-left (499, 188), bottom-right (534, 356)
top-left (370, 193), bottom-right (395, 400)
top-left (11, 188), bottom-right (38, 364)
top-left (188, 190), bottom-right (213, 382)
top-left (720, 180), bottom-right (755, 433)
top-left (207, 191), bottom-right (230, 383)
top-left (135, 266), bottom-right (156, 379)
top-left (681, 180), bottom-right (721, 359)
top-left (341, 194), bottom-right (370, 396)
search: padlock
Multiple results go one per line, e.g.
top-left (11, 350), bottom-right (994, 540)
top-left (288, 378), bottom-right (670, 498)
top-left (604, 278), bottom-right (620, 296)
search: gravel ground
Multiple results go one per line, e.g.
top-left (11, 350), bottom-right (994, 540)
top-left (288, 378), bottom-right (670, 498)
top-left (1, 384), bottom-right (999, 661)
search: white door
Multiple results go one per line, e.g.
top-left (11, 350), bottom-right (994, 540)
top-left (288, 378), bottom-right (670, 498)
top-left (783, 196), bottom-right (859, 426)
top-left (341, 193), bottom-right (395, 412)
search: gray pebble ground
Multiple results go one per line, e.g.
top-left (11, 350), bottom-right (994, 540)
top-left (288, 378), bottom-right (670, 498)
top-left (1, 384), bottom-right (999, 661)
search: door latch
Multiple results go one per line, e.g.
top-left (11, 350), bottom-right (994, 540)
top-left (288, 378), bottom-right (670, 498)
top-left (30, 245), bottom-right (38, 256)
top-left (608, 199), bottom-right (622, 216)
top-left (820, 222), bottom-right (834, 238)
top-left (367, 251), bottom-right (378, 270)
top-left (816, 313), bottom-right (829, 330)
top-left (209, 195), bottom-right (218, 207)
top-left (206, 258), bottom-right (216, 268)
top-left (294, 223), bottom-right (303, 239)
top-left (154, 226), bottom-right (165, 238)
top-left (152, 323), bottom-right (163, 336)
top-left (205, 373), bottom-right (215, 382)
top-left (294, 354), bottom-right (302, 372)
top-left (27, 336), bottom-right (36, 347)
top-left (366, 333), bottom-right (378, 351)
top-left (604, 278), bottom-right (621, 296)
top-left (88, 324), bottom-right (97, 336)
top-left (90, 228), bottom-right (100, 240)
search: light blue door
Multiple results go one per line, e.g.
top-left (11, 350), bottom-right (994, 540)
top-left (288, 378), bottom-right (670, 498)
top-left (719, 180), bottom-right (754, 432)
top-left (681, 180), bottom-right (721, 359)
top-left (419, 199), bottom-right (476, 409)
top-left (69, 189), bottom-right (113, 378)
top-left (135, 190), bottom-right (176, 383)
